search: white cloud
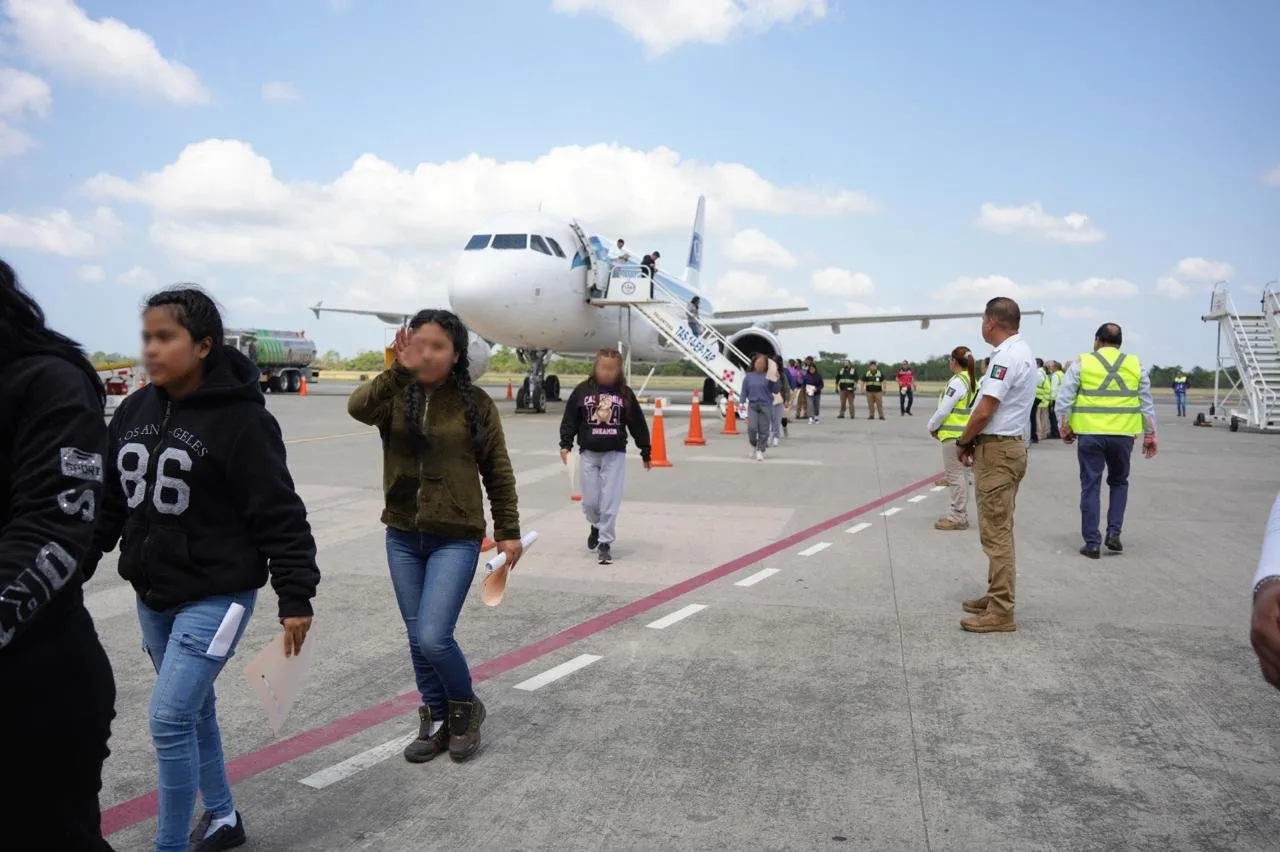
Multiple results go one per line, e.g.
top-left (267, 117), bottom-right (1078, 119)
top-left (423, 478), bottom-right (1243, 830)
top-left (3, 0), bottom-right (210, 104)
top-left (0, 121), bottom-right (33, 161)
top-left (114, 265), bottom-right (156, 290)
top-left (75, 264), bottom-right (105, 282)
top-left (1263, 166), bottom-right (1280, 187)
top-left (261, 81), bottom-right (299, 102)
top-left (1055, 305), bottom-right (1099, 319)
top-left (812, 267), bottom-right (874, 297)
top-left (976, 201), bottom-right (1105, 245)
top-left (551, 0), bottom-right (828, 56)
top-left (1173, 256), bottom-right (1234, 282)
top-left (935, 274), bottom-right (1138, 304)
top-left (724, 228), bottom-right (797, 268)
top-left (0, 67), bottom-right (52, 118)
top-left (0, 207), bottom-right (122, 256)
top-left (84, 138), bottom-right (873, 272)
top-left (1154, 276), bottom-right (1191, 300)
top-left (705, 270), bottom-right (806, 311)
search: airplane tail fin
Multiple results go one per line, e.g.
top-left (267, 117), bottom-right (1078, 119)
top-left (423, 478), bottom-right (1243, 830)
top-left (683, 195), bottom-right (706, 291)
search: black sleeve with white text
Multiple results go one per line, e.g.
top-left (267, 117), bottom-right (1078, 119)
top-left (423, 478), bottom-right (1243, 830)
top-left (0, 357), bottom-right (107, 652)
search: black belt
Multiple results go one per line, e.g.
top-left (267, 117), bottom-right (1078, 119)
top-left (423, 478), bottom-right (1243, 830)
top-left (976, 434), bottom-right (1022, 443)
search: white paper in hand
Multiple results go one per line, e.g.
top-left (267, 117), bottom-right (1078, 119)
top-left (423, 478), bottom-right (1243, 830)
top-left (243, 630), bottom-right (317, 735)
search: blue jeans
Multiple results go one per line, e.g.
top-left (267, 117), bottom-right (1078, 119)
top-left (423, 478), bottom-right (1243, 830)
top-left (137, 591), bottom-right (257, 852)
top-left (385, 529), bottom-right (481, 720)
top-left (1077, 434), bottom-right (1134, 549)
top-left (1175, 391), bottom-right (1187, 417)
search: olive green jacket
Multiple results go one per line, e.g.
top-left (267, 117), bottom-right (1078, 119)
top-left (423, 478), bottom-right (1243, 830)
top-left (347, 364), bottom-right (521, 542)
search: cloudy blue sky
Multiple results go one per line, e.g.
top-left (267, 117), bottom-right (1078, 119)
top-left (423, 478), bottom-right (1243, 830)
top-left (1, 0), bottom-right (1277, 368)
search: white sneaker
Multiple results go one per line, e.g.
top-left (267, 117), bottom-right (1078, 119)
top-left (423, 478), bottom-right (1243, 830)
top-left (769, 437), bottom-right (779, 446)
top-left (755, 450), bottom-right (764, 461)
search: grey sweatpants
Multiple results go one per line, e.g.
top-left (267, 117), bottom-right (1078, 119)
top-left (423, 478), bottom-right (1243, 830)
top-left (581, 450), bottom-right (627, 545)
top-left (747, 402), bottom-right (772, 451)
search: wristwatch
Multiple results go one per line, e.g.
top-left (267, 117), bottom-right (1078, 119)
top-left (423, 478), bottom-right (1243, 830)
top-left (1254, 575), bottom-right (1280, 600)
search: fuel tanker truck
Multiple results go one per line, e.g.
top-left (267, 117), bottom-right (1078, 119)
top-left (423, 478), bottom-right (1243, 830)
top-left (225, 328), bottom-right (316, 393)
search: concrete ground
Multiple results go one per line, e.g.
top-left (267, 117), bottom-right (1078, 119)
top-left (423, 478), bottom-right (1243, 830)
top-left (87, 385), bottom-right (1280, 851)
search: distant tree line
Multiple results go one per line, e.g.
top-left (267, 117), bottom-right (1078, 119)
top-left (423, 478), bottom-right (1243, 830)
top-left (94, 348), bottom-right (1237, 388)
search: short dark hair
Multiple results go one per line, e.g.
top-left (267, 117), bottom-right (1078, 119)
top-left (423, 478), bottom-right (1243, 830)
top-left (1095, 323), bottom-right (1122, 346)
top-left (984, 297), bottom-right (1021, 330)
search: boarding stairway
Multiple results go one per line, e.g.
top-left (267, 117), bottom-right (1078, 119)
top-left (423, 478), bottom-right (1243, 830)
top-left (573, 224), bottom-right (749, 400)
top-left (1203, 285), bottom-right (1280, 431)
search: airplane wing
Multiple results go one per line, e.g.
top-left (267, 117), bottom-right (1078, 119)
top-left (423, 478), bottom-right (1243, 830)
top-left (309, 303), bottom-right (413, 325)
top-left (709, 306), bottom-right (810, 319)
top-left (708, 308), bottom-right (1045, 335)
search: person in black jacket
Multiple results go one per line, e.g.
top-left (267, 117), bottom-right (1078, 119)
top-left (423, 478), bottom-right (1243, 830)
top-left (89, 286), bottom-right (320, 852)
top-left (0, 259), bottom-right (117, 851)
top-left (558, 349), bottom-right (651, 565)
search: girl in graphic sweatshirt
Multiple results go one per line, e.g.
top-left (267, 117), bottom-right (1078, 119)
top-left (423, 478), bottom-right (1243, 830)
top-left (558, 349), bottom-right (652, 565)
top-left (90, 287), bottom-right (320, 852)
top-left (0, 259), bottom-right (117, 850)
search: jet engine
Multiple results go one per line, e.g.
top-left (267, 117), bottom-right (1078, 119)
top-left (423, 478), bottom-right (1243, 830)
top-left (727, 326), bottom-right (784, 366)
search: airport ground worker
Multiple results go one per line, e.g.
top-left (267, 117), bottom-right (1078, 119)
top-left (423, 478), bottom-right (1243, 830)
top-left (558, 348), bottom-right (651, 565)
top-left (350, 309), bottom-right (521, 769)
top-left (1249, 491), bottom-right (1280, 691)
top-left (837, 360), bottom-right (858, 418)
top-left (1031, 358), bottom-right (1052, 442)
top-left (91, 287), bottom-right (321, 852)
top-left (953, 297), bottom-right (1038, 634)
top-left (926, 345), bottom-right (978, 530)
top-left (863, 361), bottom-right (886, 419)
top-left (0, 259), bottom-right (118, 851)
top-left (1056, 323), bottom-right (1158, 559)
top-left (1172, 371), bottom-right (1189, 417)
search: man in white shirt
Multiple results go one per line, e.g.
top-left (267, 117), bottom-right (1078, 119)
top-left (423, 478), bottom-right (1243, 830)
top-left (1251, 491), bottom-right (1280, 690)
top-left (953, 297), bottom-right (1039, 633)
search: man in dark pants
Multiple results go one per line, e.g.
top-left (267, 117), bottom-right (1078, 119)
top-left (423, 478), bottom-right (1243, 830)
top-left (1056, 323), bottom-right (1159, 558)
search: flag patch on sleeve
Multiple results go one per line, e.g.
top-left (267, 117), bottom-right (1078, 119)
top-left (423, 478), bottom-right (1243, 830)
top-left (989, 365), bottom-right (1008, 381)
top-left (947, 387), bottom-right (956, 397)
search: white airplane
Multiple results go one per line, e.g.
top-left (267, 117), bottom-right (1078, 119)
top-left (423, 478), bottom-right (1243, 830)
top-left (311, 196), bottom-right (1042, 412)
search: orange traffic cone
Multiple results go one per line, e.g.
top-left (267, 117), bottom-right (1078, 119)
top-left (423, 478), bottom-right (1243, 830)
top-left (721, 397), bottom-right (739, 435)
top-left (299, 375), bottom-right (309, 396)
top-left (685, 391), bottom-right (706, 446)
top-left (506, 380), bottom-right (514, 400)
top-left (650, 399), bottom-right (673, 467)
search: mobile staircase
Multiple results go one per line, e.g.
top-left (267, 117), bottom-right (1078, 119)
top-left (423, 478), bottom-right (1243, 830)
top-left (1201, 283), bottom-right (1280, 432)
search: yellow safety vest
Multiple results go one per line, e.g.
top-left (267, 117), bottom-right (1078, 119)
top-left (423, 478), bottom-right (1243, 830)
top-left (1068, 347), bottom-right (1144, 435)
top-left (1035, 368), bottom-right (1053, 402)
top-left (1050, 370), bottom-right (1062, 400)
top-left (935, 373), bottom-right (975, 442)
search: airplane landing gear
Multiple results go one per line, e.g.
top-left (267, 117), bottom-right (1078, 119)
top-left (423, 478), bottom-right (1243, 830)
top-left (515, 348), bottom-right (551, 414)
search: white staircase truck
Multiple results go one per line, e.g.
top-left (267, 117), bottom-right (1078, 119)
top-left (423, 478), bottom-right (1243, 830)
top-left (1202, 285), bottom-right (1280, 431)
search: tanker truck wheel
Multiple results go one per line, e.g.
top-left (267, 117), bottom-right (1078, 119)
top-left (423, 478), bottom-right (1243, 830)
top-left (285, 372), bottom-right (301, 393)
top-left (267, 375), bottom-right (284, 393)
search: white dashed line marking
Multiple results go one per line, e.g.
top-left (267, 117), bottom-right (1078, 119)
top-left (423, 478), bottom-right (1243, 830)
top-left (646, 604), bottom-right (708, 630)
top-left (931, 485), bottom-right (947, 492)
top-left (513, 654), bottom-right (602, 692)
top-left (846, 522), bottom-right (872, 535)
top-left (881, 507), bottom-right (902, 517)
top-left (735, 568), bottom-right (781, 587)
top-left (909, 495), bottom-right (927, 503)
top-left (798, 542), bottom-right (832, 557)
top-left (299, 737), bottom-right (415, 790)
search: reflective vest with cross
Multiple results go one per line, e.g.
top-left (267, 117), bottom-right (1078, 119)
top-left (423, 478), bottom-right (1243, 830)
top-left (1069, 347), bottom-right (1144, 435)
top-left (935, 373), bottom-right (975, 442)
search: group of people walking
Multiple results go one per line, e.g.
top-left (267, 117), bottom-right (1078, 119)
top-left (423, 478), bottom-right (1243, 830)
top-left (1, 259), bottom-right (522, 850)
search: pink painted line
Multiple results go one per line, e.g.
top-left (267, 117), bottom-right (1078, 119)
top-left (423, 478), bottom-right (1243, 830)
top-left (102, 469), bottom-right (942, 836)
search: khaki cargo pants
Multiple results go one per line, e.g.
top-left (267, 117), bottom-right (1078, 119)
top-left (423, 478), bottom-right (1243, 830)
top-left (974, 435), bottom-right (1028, 614)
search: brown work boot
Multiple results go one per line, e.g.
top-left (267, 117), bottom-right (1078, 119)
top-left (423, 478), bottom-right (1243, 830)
top-left (961, 596), bottom-right (989, 614)
top-left (961, 608), bottom-right (1016, 633)
top-left (934, 517), bottom-right (969, 531)
top-left (447, 696), bottom-right (486, 762)
top-left (934, 478), bottom-right (948, 487)
top-left (403, 706), bottom-right (449, 763)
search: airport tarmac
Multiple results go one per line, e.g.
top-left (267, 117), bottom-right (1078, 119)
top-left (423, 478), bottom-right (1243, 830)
top-left (87, 387), bottom-right (1280, 851)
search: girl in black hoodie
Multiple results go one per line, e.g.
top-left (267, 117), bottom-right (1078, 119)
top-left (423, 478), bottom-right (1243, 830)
top-left (90, 287), bottom-right (321, 852)
top-left (0, 259), bottom-right (117, 850)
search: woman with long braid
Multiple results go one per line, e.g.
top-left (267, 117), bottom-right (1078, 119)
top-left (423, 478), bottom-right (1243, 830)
top-left (348, 309), bottom-right (521, 763)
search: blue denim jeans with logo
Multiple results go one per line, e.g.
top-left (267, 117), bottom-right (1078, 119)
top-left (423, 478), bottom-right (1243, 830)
top-left (385, 528), bottom-right (482, 721)
top-left (137, 591), bottom-right (257, 852)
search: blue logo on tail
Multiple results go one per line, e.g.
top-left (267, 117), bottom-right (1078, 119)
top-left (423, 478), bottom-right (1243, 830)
top-left (688, 232), bottom-right (703, 269)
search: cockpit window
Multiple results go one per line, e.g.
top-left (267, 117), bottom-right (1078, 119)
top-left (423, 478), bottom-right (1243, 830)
top-left (464, 234), bottom-right (491, 251)
top-left (530, 235), bottom-right (552, 256)
top-left (491, 234), bottom-right (528, 250)
top-left (545, 237), bottom-right (566, 258)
